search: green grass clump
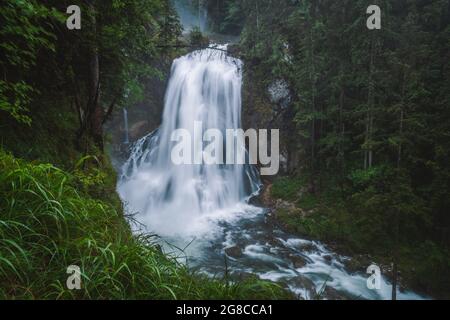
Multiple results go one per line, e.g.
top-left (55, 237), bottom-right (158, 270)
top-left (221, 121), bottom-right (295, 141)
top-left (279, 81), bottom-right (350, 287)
top-left (0, 151), bottom-right (289, 300)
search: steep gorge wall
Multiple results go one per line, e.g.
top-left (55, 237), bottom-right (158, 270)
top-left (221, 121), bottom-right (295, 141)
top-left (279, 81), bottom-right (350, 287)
top-left (241, 61), bottom-right (301, 176)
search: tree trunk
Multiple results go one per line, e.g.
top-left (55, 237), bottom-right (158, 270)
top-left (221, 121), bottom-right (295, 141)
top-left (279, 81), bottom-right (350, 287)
top-left (309, 9), bottom-right (317, 193)
top-left (256, 1), bottom-right (260, 32)
top-left (88, 1), bottom-right (104, 151)
top-left (339, 82), bottom-right (346, 189)
top-left (392, 73), bottom-right (406, 301)
top-left (365, 33), bottom-right (375, 169)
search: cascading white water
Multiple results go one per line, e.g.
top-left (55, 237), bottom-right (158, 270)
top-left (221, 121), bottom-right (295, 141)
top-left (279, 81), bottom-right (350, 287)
top-left (118, 46), bottom-right (261, 237)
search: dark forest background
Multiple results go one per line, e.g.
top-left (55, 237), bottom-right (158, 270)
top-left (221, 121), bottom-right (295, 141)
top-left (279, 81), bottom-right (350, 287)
top-left (207, 0), bottom-right (450, 297)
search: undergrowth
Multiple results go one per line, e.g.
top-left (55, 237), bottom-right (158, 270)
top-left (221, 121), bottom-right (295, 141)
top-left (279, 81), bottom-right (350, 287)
top-left (0, 150), bottom-right (290, 300)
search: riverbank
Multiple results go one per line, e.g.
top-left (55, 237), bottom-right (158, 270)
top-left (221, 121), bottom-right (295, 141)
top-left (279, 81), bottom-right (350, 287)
top-left (262, 176), bottom-right (449, 300)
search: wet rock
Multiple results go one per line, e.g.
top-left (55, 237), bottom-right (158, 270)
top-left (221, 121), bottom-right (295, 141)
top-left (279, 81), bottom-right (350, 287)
top-left (129, 120), bottom-right (149, 141)
top-left (289, 254), bottom-right (307, 269)
top-left (267, 79), bottom-right (291, 109)
top-left (227, 44), bottom-right (241, 57)
top-left (298, 242), bottom-right (317, 253)
top-left (225, 246), bottom-right (243, 259)
top-left (274, 199), bottom-right (306, 218)
top-left (248, 195), bottom-right (262, 206)
top-left (261, 184), bottom-right (274, 207)
top-left (322, 286), bottom-right (349, 300)
top-left (288, 276), bottom-right (317, 299)
top-left (279, 153), bottom-right (289, 175)
top-left (344, 255), bottom-right (372, 274)
top-left (323, 255), bottom-right (333, 263)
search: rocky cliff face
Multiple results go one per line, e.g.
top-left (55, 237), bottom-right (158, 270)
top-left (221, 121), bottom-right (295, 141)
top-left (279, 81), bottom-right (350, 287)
top-left (241, 59), bottom-right (300, 176)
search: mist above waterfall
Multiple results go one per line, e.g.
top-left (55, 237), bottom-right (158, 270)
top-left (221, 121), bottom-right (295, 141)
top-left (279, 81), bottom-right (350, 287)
top-left (173, 0), bottom-right (208, 33)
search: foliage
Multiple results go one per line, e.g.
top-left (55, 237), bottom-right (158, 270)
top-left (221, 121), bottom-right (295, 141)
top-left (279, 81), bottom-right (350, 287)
top-left (188, 26), bottom-right (209, 47)
top-left (0, 0), bottom-right (182, 146)
top-left (204, 0), bottom-right (246, 35)
top-left (235, 0), bottom-right (450, 298)
top-left (0, 0), bottom-right (61, 123)
top-left (0, 150), bottom-right (289, 299)
top-left (271, 176), bottom-right (304, 202)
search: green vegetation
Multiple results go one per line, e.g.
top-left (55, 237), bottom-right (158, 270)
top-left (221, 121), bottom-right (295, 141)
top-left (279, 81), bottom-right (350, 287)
top-left (204, 0), bottom-right (246, 35)
top-left (0, 0), bottom-right (61, 125)
top-left (0, 0), bottom-right (182, 151)
top-left (188, 26), bottom-right (210, 47)
top-left (0, 0), bottom-right (290, 300)
top-left (271, 177), bottom-right (304, 202)
top-left (0, 150), bottom-right (289, 299)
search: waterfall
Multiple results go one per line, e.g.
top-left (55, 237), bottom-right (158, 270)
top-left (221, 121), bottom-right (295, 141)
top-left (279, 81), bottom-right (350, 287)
top-left (123, 108), bottom-right (130, 145)
top-left (118, 46), bottom-right (261, 237)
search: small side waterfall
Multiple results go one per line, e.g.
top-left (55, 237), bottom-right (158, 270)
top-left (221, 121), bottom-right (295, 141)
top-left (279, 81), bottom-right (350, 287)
top-left (123, 108), bottom-right (130, 145)
top-left (118, 47), bottom-right (261, 237)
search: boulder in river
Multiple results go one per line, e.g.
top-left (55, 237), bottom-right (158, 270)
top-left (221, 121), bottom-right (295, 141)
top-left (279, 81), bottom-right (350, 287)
top-left (129, 120), bottom-right (149, 141)
top-left (322, 286), bottom-right (349, 300)
top-left (225, 246), bottom-right (243, 259)
top-left (288, 276), bottom-right (317, 299)
top-left (298, 242), bottom-right (317, 253)
top-left (289, 254), bottom-right (307, 269)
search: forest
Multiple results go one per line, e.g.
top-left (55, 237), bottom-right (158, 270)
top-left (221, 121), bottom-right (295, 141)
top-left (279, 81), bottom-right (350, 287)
top-left (1, 0), bottom-right (449, 301)
top-left (210, 0), bottom-right (450, 298)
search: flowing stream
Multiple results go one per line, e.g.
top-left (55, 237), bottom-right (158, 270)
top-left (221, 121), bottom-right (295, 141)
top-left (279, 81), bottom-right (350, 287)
top-left (117, 47), bottom-right (424, 300)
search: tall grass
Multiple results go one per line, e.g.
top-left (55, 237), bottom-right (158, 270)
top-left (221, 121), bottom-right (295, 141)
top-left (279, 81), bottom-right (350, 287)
top-left (0, 151), bottom-right (289, 300)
